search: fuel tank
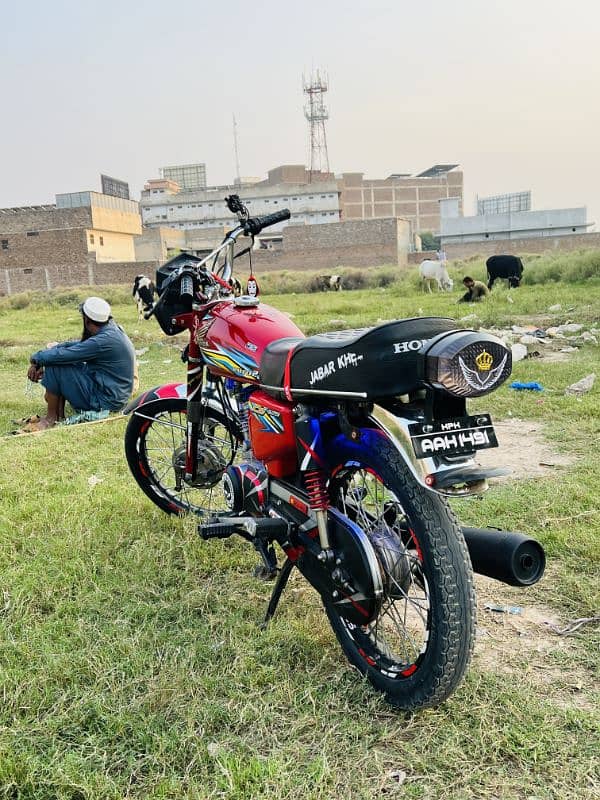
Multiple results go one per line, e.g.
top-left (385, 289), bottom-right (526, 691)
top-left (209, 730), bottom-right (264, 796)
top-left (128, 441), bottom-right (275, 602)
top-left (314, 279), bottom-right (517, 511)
top-left (200, 299), bottom-right (304, 383)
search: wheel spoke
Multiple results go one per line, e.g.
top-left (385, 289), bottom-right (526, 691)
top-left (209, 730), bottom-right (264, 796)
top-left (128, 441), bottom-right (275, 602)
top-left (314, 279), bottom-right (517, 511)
top-left (138, 406), bottom-right (239, 516)
top-left (333, 467), bottom-right (433, 671)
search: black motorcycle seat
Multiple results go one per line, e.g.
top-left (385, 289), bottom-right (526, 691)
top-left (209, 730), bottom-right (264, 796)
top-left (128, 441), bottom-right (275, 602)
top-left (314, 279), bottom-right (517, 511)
top-left (259, 317), bottom-right (457, 399)
top-left (259, 337), bottom-right (304, 388)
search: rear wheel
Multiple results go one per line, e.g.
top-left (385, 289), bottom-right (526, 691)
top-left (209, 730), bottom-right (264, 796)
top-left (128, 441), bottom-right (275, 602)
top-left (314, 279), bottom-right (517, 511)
top-left (326, 445), bottom-right (476, 710)
top-left (124, 398), bottom-right (241, 516)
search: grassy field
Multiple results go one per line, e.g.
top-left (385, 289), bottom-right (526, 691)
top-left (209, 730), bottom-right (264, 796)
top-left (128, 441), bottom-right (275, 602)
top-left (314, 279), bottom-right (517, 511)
top-left (0, 279), bottom-right (598, 799)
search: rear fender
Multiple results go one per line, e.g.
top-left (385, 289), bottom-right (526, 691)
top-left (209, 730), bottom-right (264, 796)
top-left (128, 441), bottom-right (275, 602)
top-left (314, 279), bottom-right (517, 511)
top-left (371, 406), bottom-right (507, 496)
top-left (325, 407), bottom-right (505, 497)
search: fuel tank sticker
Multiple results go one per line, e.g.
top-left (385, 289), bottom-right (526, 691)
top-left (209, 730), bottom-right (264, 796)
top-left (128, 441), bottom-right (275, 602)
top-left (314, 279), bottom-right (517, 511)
top-left (249, 402), bottom-right (285, 433)
top-left (194, 313), bottom-right (214, 347)
top-left (201, 344), bottom-right (259, 380)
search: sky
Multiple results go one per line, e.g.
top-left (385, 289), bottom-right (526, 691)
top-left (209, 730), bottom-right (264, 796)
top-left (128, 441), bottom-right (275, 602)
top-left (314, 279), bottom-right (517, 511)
top-left (2, 0), bottom-right (599, 225)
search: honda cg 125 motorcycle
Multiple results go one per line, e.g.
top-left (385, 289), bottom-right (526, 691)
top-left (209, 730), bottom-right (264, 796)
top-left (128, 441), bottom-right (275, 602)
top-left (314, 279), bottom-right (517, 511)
top-left (124, 196), bottom-right (545, 710)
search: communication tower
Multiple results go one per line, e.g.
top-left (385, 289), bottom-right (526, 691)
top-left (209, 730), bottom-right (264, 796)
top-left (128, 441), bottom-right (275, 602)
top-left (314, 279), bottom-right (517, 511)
top-left (303, 70), bottom-right (330, 181)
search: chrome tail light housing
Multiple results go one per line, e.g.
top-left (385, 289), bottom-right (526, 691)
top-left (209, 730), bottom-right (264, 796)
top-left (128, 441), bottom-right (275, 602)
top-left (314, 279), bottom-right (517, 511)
top-left (421, 330), bottom-right (512, 398)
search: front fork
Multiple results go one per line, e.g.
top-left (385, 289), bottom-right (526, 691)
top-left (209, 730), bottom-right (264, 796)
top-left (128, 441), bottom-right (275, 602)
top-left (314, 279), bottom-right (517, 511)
top-left (184, 337), bottom-right (206, 483)
top-left (183, 339), bottom-right (244, 484)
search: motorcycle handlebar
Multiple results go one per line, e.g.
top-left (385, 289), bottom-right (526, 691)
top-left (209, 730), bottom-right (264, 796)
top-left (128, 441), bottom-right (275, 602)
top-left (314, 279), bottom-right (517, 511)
top-left (244, 209), bottom-right (291, 236)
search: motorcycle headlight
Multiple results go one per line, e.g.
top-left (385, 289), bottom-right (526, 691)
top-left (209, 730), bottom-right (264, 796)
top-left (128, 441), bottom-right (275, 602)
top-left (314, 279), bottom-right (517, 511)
top-left (421, 330), bottom-right (512, 398)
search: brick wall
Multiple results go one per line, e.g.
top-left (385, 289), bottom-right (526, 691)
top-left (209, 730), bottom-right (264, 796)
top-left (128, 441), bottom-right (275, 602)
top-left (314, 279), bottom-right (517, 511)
top-left (445, 232), bottom-right (600, 259)
top-left (0, 260), bottom-right (157, 296)
top-left (251, 243), bottom-right (399, 273)
top-left (407, 250), bottom-right (438, 265)
top-left (0, 217), bottom-right (411, 294)
top-left (0, 228), bottom-right (90, 269)
top-left (0, 206), bottom-right (142, 271)
top-left (251, 218), bottom-right (405, 272)
top-left (284, 218), bottom-right (400, 249)
top-left (0, 206), bottom-right (91, 233)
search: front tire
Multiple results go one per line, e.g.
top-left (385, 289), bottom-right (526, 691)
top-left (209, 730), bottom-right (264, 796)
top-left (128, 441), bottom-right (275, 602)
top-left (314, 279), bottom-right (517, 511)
top-left (326, 443), bottom-right (476, 710)
top-left (124, 398), bottom-right (241, 516)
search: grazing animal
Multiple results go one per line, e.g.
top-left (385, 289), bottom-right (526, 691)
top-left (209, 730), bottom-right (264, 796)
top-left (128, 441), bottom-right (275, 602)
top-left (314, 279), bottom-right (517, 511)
top-left (229, 278), bottom-right (243, 297)
top-left (486, 255), bottom-right (524, 290)
top-left (316, 274), bottom-right (343, 291)
top-left (132, 275), bottom-right (157, 319)
top-left (419, 260), bottom-right (454, 292)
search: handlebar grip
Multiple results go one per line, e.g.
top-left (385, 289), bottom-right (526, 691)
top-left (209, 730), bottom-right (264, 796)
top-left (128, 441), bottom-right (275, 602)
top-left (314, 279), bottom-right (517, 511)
top-left (180, 274), bottom-right (194, 297)
top-left (244, 209), bottom-right (291, 236)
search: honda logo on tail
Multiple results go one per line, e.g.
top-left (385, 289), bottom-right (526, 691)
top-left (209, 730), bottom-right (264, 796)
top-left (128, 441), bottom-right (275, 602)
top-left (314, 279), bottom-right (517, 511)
top-left (393, 338), bottom-right (429, 354)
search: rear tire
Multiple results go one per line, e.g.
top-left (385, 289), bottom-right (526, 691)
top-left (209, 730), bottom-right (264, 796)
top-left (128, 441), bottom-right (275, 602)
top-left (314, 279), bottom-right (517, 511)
top-left (326, 444), bottom-right (476, 710)
top-left (124, 398), bottom-right (241, 516)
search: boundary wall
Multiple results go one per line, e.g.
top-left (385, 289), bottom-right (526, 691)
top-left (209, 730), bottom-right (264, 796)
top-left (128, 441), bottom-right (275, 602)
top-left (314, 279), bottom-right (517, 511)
top-left (444, 232), bottom-right (600, 259)
top-left (0, 260), bottom-right (156, 296)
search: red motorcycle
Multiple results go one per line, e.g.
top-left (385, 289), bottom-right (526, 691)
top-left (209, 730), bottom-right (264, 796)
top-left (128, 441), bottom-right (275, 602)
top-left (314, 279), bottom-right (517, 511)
top-left (124, 196), bottom-right (544, 710)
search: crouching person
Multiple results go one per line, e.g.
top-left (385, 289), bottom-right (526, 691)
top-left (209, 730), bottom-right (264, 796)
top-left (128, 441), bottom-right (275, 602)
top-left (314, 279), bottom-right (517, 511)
top-left (26, 297), bottom-right (136, 430)
top-left (459, 276), bottom-right (489, 303)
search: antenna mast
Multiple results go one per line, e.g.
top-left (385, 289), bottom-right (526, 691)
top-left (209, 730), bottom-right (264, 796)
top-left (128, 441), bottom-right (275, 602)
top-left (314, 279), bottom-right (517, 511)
top-left (233, 114), bottom-right (241, 186)
top-left (303, 70), bottom-right (330, 182)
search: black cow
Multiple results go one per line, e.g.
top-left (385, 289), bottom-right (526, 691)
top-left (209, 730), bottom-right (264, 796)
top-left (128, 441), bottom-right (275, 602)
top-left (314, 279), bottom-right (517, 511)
top-left (486, 255), bottom-right (524, 290)
top-left (132, 274), bottom-right (157, 319)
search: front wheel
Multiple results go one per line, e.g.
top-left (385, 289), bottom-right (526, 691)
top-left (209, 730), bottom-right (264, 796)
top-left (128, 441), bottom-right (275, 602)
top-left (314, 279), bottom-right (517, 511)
top-left (124, 398), bottom-right (241, 516)
top-left (326, 443), bottom-right (476, 710)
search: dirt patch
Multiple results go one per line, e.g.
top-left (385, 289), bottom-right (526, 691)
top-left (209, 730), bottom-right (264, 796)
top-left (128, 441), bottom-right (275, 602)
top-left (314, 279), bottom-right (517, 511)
top-left (476, 418), bottom-right (574, 481)
top-left (536, 348), bottom-right (577, 363)
top-left (473, 575), bottom-right (596, 711)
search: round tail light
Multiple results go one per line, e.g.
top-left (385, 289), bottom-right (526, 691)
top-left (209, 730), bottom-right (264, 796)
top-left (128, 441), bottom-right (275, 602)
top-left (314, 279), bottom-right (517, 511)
top-left (421, 330), bottom-right (512, 398)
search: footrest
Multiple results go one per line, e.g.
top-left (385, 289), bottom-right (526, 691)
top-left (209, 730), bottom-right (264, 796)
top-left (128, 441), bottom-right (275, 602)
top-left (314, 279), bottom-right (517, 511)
top-left (253, 518), bottom-right (289, 538)
top-left (198, 522), bottom-right (238, 540)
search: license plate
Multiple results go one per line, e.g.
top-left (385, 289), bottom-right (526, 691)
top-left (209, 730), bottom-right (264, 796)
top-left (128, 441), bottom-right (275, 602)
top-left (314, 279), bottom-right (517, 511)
top-left (409, 413), bottom-right (498, 459)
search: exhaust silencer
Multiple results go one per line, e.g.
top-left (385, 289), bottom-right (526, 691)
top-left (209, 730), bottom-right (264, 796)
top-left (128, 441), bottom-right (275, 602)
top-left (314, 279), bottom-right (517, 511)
top-left (461, 527), bottom-right (545, 587)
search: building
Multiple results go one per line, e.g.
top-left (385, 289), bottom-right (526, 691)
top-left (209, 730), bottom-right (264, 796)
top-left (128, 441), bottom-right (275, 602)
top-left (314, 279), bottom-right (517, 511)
top-left (0, 190), bottom-right (142, 270)
top-left (160, 163), bottom-right (207, 191)
top-left (140, 165), bottom-right (340, 234)
top-left (133, 225), bottom-right (225, 263)
top-left (440, 205), bottom-right (591, 245)
top-left (140, 163), bottom-right (461, 239)
top-left (338, 165), bottom-right (463, 235)
top-left (55, 192), bottom-right (142, 261)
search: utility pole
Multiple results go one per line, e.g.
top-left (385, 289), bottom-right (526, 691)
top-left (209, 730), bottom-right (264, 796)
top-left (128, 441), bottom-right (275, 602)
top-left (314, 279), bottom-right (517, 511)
top-left (233, 114), bottom-right (241, 186)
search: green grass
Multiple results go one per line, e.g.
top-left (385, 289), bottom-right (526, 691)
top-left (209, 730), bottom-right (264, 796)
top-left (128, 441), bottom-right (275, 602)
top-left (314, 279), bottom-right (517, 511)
top-left (0, 281), bottom-right (598, 799)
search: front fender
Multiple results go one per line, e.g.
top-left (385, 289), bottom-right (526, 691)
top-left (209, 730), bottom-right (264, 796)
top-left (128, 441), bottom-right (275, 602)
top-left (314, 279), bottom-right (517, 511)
top-left (123, 382), bottom-right (239, 430)
top-left (123, 382), bottom-right (187, 415)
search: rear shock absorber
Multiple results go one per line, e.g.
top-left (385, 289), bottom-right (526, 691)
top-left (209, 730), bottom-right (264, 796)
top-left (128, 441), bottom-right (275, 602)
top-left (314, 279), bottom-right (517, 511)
top-left (228, 380), bottom-right (252, 453)
top-left (304, 468), bottom-right (331, 551)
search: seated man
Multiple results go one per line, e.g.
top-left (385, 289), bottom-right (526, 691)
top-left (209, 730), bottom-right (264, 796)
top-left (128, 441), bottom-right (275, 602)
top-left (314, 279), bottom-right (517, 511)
top-left (459, 276), bottom-right (489, 303)
top-left (27, 296), bottom-right (136, 430)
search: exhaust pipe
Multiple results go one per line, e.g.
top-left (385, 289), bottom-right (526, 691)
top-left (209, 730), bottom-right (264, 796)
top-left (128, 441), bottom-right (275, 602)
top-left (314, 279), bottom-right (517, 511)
top-left (461, 527), bottom-right (545, 587)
